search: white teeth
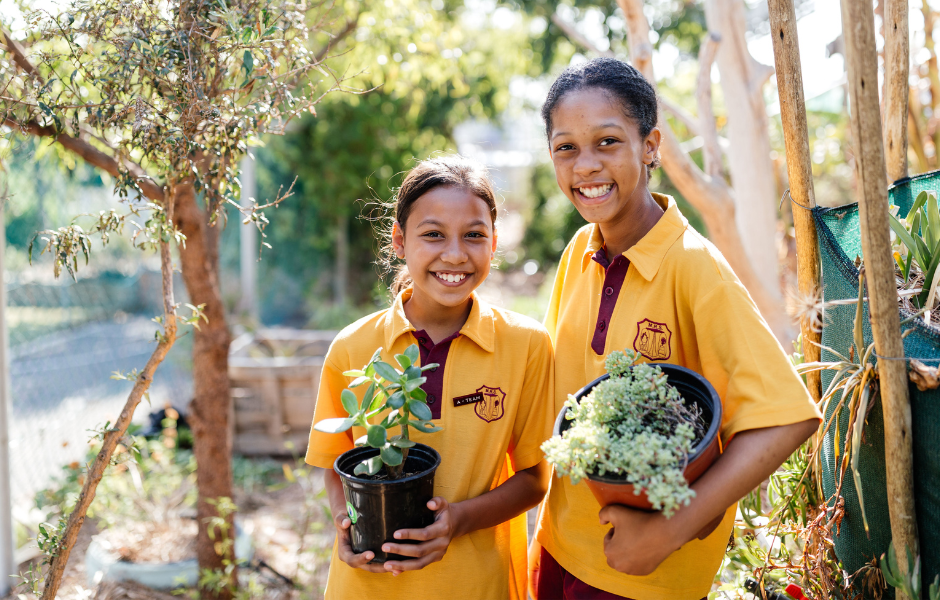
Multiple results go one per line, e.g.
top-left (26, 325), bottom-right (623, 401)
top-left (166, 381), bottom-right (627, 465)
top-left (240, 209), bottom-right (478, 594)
top-left (436, 273), bottom-right (466, 283)
top-left (579, 184), bottom-right (612, 198)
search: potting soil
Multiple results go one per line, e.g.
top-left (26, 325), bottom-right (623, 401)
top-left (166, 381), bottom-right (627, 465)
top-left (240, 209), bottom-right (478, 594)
top-left (812, 169), bottom-right (940, 595)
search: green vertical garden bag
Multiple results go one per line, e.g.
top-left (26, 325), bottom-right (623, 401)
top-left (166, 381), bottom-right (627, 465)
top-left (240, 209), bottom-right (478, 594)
top-left (813, 169), bottom-right (940, 595)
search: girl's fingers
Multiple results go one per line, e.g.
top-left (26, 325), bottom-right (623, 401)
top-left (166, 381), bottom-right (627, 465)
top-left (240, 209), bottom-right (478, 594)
top-left (383, 552), bottom-right (440, 572)
top-left (427, 496), bottom-right (448, 511)
top-left (393, 521), bottom-right (445, 541)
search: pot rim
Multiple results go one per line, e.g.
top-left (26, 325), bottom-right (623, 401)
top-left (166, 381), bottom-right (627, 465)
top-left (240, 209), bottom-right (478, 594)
top-left (333, 442), bottom-right (442, 485)
top-left (553, 364), bottom-right (723, 482)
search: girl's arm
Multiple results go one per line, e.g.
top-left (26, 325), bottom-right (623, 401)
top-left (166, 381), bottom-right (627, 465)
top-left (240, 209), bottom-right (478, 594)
top-left (324, 468), bottom-right (388, 573)
top-left (380, 459), bottom-right (551, 574)
top-left (599, 418), bottom-right (819, 576)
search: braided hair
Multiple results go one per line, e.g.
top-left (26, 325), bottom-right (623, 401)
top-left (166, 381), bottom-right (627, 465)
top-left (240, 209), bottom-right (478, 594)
top-left (541, 57), bottom-right (660, 171)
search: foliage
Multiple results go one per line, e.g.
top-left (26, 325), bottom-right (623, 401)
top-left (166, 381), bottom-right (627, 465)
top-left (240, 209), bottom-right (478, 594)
top-left (254, 0), bottom-right (537, 306)
top-left (541, 349), bottom-right (704, 517)
top-left (314, 344), bottom-right (442, 478)
top-left (881, 541), bottom-right (940, 600)
top-left (890, 190), bottom-right (940, 308)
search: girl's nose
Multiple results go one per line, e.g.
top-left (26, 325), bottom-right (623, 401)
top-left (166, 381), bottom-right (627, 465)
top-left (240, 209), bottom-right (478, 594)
top-left (573, 149), bottom-right (602, 178)
top-left (440, 239), bottom-right (468, 264)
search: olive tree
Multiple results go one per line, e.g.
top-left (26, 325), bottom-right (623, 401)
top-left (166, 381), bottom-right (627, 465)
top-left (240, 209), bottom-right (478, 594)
top-left (0, 0), bottom-right (350, 596)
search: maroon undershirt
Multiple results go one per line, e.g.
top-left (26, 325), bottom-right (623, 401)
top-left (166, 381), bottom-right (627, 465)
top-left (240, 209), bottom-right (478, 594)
top-left (412, 329), bottom-right (460, 419)
top-left (590, 247), bottom-right (630, 355)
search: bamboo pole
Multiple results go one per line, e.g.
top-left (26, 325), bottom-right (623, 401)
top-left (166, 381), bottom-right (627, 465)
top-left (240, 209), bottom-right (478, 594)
top-left (884, 0), bottom-right (910, 182)
top-left (767, 0), bottom-right (821, 403)
top-left (841, 0), bottom-right (919, 593)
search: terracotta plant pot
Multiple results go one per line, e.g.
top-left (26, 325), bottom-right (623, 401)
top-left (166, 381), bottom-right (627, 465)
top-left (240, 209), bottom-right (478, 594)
top-left (334, 443), bottom-right (441, 563)
top-left (553, 364), bottom-right (723, 535)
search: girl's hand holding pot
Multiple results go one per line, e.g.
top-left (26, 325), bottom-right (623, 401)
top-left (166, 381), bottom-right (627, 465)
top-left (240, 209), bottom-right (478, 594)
top-left (599, 504), bottom-right (682, 576)
top-left (380, 497), bottom-right (463, 575)
top-left (333, 512), bottom-right (388, 574)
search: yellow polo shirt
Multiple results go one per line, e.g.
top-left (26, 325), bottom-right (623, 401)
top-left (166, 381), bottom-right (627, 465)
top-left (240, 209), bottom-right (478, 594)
top-left (307, 289), bottom-right (554, 600)
top-left (534, 194), bottom-right (821, 599)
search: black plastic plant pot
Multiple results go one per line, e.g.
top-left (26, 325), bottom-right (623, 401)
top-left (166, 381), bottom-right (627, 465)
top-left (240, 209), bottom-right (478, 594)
top-left (553, 364), bottom-right (723, 512)
top-left (334, 443), bottom-right (441, 563)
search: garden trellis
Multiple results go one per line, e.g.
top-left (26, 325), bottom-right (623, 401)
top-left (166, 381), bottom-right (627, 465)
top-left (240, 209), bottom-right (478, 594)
top-left (770, 0), bottom-right (924, 596)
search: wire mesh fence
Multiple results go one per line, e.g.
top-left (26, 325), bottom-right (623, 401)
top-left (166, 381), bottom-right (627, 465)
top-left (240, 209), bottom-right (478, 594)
top-left (7, 270), bottom-right (193, 520)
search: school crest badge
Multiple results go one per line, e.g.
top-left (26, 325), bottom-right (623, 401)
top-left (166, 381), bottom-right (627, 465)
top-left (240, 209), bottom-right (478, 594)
top-left (474, 385), bottom-right (505, 423)
top-left (633, 319), bottom-right (672, 361)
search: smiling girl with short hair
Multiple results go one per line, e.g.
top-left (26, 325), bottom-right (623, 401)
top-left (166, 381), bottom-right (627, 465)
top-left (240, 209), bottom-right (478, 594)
top-left (530, 57), bottom-right (822, 600)
top-left (306, 155), bottom-right (554, 600)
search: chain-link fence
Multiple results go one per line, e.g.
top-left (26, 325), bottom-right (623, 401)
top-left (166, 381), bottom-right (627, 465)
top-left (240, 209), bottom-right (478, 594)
top-left (7, 270), bottom-right (193, 520)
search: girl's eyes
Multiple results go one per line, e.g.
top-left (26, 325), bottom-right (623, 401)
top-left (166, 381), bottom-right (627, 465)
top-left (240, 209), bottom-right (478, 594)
top-left (555, 143), bottom-right (574, 152)
top-left (419, 231), bottom-right (488, 239)
top-left (599, 137), bottom-right (619, 146)
top-left (554, 138), bottom-right (619, 152)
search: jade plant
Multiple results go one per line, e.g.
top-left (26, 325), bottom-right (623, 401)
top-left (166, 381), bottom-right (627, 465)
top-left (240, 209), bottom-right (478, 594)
top-left (314, 345), bottom-right (441, 479)
top-left (541, 349), bottom-right (706, 517)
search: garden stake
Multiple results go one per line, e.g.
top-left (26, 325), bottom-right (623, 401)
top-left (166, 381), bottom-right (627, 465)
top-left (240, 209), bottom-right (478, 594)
top-left (840, 0), bottom-right (920, 594)
top-left (767, 0), bottom-right (822, 403)
top-left (883, 0), bottom-right (910, 183)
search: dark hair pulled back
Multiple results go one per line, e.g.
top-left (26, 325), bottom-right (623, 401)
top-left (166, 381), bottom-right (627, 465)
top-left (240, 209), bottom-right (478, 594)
top-left (541, 57), bottom-right (660, 171)
top-left (383, 155), bottom-right (497, 296)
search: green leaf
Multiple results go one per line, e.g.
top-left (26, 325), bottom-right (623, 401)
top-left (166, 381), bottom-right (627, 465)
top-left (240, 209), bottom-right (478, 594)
top-left (380, 410), bottom-right (400, 428)
top-left (889, 213), bottom-right (926, 269)
top-left (242, 49), bottom-right (254, 76)
top-left (354, 455), bottom-right (383, 476)
top-left (395, 353), bottom-right (412, 369)
top-left (341, 389), bottom-right (359, 416)
top-left (927, 193), bottom-right (940, 250)
top-left (349, 376), bottom-right (370, 388)
top-left (367, 424), bottom-right (387, 448)
top-left (380, 445), bottom-right (403, 466)
top-left (404, 365), bottom-right (422, 379)
top-left (390, 436), bottom-right (416, 449)
top-left (912, 191), bottom-right (929, 215)
top-left (366, 383), bottom-right (384, 411)
top-left (409, 419), bottom-right (443, 433)
top-left (343, 369), bottom-right (366, 378)
top-left (409, 387), bottom-right (427, 401)
top-left (420, 362), bottom-right (440, 372)
top-left (373, 361), bottom-right (400, 382)
top-left (313, 417), bottom-right (354, 433)
top-left (404, 377), bottom-right (427, 392)
top-left (387, 391), bottom-right (405, 409)
top-left (407, 399), bottom-right (432, 421)
top-left (404, 344), bottom-right (419, 365)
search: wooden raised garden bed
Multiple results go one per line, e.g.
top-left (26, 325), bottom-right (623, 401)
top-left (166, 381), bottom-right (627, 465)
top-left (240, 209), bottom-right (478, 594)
top-left (229, 328), bottom-right (337, 455)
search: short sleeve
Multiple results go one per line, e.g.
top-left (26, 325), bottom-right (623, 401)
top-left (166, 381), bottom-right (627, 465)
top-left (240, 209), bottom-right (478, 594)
top-left (305, 350), bottom-right (356, 469)
top-left (507, 330), bottom-right (555, 472)
top-left (693, 280), bottom-right (822, 441)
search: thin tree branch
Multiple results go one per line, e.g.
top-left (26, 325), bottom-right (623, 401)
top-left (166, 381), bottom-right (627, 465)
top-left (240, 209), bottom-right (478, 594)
top-left (551, 13), bottom-right (614, 58)
top-left (659, 96), bottom-right (700, 137)
top-left (1, 28), bottom-right (43, 82)
top-left (314, 15), bottom-right (359, 64)
top-left (696, 32), bottom-right (723, 178)
top-left (41, 188), bottom-right (179, 599)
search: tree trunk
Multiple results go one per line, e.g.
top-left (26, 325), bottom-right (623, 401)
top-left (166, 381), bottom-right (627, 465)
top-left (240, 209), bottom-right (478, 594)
top-left (704, 0), bottom-right (782, 308)
top-left (173, 182), bottom-right (235, 599)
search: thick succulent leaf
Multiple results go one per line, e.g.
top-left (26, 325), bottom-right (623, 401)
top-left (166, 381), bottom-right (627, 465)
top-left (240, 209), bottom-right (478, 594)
top-left (409, 419), bottom-right (443, 433)
top-left (408, 398), bottom-right (432, 421)
top-left (395, 353), bottom-right (412, 369)
top-left (373, 361), bottom-right (400, 382)
top-left (404, 377), bottom-right (427, 392)
top-left (387, 391), bottom-right (406, 409)
top-left (404, 365), bottom-right (422, 379)
top-left (404, 344), bottom-right (419, 365)
top-left (367, 424), bottom-right (387, 448)
top-left (380, 445), bottom-right (403, 466)
top-left (313, 417), bottom-right (354, 433)
top-left (354, 455), bottom-right (383, 476)
top-left (341, 389), bottom-right (359, 416)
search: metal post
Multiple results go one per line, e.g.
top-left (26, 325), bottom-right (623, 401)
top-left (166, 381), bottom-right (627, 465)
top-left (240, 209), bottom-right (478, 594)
top-left (239, 156), bottom-right (259, 322)
top-left (0, 199), bottom-right (15, 595)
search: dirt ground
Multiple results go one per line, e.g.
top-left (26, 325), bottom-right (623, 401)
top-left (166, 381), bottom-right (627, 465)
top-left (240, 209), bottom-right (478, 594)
top-left (7, 466), bottom-right (335, 600)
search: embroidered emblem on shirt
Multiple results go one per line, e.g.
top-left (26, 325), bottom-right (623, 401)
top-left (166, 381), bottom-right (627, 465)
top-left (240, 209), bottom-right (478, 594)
top-left (634, 319), bottom-right (672, 361)
top-left (474, 385), bottom-right (505, 423)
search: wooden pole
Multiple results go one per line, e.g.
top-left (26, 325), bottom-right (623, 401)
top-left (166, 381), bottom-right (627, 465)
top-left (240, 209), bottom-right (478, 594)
top-left (841, 0), bottom-right (919, 592)
top-left (884, 0), bottom-right (910, 182)
top-left (767, 0), bottom-right (821, 403)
